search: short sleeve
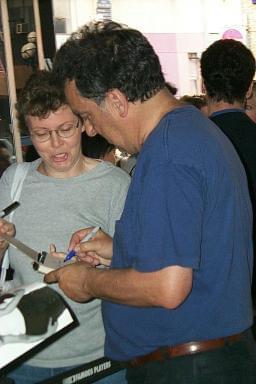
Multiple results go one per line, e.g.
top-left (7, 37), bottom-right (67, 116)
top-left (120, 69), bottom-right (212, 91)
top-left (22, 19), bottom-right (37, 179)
top-left (134, 162), bottom-right (205, 272)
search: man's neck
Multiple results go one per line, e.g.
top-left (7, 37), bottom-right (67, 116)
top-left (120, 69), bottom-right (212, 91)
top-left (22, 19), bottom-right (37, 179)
top-left (135, 89), bottom-right (180, 149)
top-left (207, 100), bottom-right (244, 116)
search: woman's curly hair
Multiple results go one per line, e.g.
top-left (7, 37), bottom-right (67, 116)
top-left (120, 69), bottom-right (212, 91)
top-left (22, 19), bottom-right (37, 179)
top-left (16, 70), bottom-right (67, 133)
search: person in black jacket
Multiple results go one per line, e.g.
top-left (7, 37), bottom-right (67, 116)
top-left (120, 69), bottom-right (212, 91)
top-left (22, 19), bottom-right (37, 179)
top-left (201, 38), bottom-right (256, 303)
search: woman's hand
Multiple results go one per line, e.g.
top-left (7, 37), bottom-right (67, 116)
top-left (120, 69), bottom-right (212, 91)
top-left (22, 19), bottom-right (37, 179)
top-left (49, 244), bottom-right (67, 261)
top-left (0, 219), bottom-right (15, 257)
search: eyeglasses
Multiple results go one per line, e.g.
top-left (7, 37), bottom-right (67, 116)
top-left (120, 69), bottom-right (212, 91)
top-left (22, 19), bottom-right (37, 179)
top-left (30, 117), bottom-right (81, 143)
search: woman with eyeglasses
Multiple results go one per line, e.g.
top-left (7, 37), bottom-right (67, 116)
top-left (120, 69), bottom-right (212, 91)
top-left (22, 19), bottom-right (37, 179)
top-left (0, 70), bottom-right (130, 384)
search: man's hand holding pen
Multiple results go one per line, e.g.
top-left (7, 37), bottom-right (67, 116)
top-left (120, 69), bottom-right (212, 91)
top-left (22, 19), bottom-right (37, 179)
top-left (49, 227), bottom-right (113, 267)
top-left (68, 227), bottom-right (113, 267)
top-left (45, 227), bottom-right (113, 302)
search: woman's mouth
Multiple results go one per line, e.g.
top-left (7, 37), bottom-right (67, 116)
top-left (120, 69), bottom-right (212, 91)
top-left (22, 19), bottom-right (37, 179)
top-left (52, 153), bottom-right (68, 163)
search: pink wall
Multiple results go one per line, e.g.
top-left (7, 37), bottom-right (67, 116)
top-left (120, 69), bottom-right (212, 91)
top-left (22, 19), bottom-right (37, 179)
top-left (144, 32), bottom-right (205, 95)
top-left (144, 33), bottom-right (179, 88)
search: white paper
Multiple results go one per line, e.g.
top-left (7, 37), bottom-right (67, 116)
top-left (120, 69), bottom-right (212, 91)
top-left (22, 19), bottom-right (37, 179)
top-left (0, 282), bottom-right (75, 369)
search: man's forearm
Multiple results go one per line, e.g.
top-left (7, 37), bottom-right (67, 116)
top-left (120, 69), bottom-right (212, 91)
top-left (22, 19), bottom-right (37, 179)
top-left (87, 265), bottom-right (192, 309)
top-left (45, 263), bottom-right (192, 307)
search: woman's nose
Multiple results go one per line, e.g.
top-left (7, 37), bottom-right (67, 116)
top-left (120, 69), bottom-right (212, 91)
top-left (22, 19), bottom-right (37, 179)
top-left (49, 131), bottom-right (63, 147)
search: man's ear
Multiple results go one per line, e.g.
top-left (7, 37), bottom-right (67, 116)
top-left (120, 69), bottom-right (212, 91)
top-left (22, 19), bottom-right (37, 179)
top-left (105, 89), bottom-right (128, 117)
top-left (201, 80), bottom-right (206, 94)
top-left (246, 81), bottom-right (254, 100)
top-left (84, 118), bottom-right (97, 137)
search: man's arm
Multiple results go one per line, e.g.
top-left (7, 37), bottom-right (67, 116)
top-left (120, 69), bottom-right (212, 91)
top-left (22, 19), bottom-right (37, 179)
top-left (45, 263), bottom-right (192, 309)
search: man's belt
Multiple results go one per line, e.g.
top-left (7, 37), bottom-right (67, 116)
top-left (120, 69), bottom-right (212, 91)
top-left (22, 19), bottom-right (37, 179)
top-left (123, 332), bottom-right (243, 368)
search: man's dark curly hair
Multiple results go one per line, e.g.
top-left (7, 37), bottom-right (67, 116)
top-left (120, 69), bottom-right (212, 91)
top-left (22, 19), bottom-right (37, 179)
top-left (52, 20), bottom-right (166, 104)
top-left (16, 70), bottom-right (66, 132)
top-left (201, 39), bottom-right (255, 104)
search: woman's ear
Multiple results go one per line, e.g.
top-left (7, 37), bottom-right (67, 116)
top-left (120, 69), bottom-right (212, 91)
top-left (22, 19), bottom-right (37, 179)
top-left (105, 89), bottom-right (128, 118)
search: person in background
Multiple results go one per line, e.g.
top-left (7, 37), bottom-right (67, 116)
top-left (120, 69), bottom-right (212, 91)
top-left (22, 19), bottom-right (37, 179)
top-left (245, 80), bottom-right (256, 124)
top-left (165, 81), bottom-right (178, 96)
top-left (45, 21), bottom-right (256, 383)
top-left (200, 38), bottom-right (256, 305)
top-left (24, 144), bottom-right (39, 162)
top-left (0, 140), bottom-right (12, 177)
top-left (117, 153), bottom-right (137, 177)
top-left (1, 70), bottom-right (130, 384)
top-left (82, 132), bottom-right (116, 164)
top-left (180, 94), bottom-right (208, 116)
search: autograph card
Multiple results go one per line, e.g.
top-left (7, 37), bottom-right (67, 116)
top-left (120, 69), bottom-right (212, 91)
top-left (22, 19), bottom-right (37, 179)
top-left (0, 282), bottom-right (76, 369)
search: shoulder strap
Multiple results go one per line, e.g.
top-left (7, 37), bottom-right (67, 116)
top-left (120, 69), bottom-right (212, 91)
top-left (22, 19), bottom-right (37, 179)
top-left (11, 162), bottom-right (31, 203)
top-left (0, 162), bottom-right (30, 289)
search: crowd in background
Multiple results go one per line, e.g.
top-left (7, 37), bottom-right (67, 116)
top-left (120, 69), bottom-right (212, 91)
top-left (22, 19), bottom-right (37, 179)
top-left (1, 24), bottom-right (256, 384)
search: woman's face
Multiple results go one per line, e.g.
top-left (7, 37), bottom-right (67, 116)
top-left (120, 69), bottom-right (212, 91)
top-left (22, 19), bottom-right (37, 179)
top-left (27, 105), bottom-right (85, 178)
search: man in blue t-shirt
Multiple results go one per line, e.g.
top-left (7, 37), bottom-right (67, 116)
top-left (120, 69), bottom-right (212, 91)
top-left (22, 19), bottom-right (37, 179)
top-left (46, 21), bottom-right (256, 383)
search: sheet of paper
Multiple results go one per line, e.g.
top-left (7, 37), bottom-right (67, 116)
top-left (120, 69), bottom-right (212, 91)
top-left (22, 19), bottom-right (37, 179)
top-left (0, 282), bottom-right (76, 369)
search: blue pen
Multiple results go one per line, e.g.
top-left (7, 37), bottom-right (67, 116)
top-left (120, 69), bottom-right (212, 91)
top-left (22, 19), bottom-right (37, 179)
top-left (64, 226), bottom-right (100, 263)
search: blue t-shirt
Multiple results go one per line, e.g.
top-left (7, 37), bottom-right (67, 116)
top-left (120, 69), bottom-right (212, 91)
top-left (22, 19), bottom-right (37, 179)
top-left (102, 105), bottom-right (253, 361)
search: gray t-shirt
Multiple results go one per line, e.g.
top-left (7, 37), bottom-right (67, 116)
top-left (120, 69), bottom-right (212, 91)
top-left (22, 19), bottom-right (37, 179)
top-left (0, 158), bottom-right (130, 368)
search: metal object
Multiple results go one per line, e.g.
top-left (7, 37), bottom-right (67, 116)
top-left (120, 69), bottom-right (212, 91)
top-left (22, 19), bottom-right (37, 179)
top-left (1, 234), bottom-right (63, 274)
